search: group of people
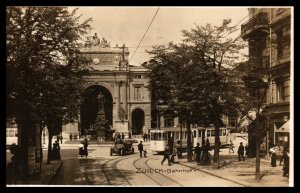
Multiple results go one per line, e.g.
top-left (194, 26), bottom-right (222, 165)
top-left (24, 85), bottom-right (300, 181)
top-left (78, 139), bottom-right (89, 157)
top-left (113, 132), bottom-right (125, 142)
top-left (69, 133), bottom-right (78, 141)
top-left (160, 139), bottom-right (181, 166)
top-left (194, 138), bottom-right (211, 165)
top-left (269, 145), bottom-right (290, 177)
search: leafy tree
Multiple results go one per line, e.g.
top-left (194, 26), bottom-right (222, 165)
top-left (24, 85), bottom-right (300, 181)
top-left (6, 6), bottom-right (92, 170)
top-left (145, 19), bottom-right (248, 166)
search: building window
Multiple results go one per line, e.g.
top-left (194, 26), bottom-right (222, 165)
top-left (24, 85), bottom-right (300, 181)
top-left (134, 86), bottom-right (142, 100)
top-left (276, 29), bottom-right (284, 58)
top-left (276, 80), bottom-right (285, 102)
top-left (134, 75), bottom-right (142, 79)
top-left (164, 117), bottom-right (174, 127)
top-left (228, 117), bottom-right (238, 127)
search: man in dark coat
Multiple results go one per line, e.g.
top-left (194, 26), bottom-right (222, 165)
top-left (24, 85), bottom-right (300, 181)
top-left (138, 141), bottom-right (143, 158)
top-left (161, 145), bottom-right (171, 166)
top-left (194, 143), bottom-right (202, 163)
top-left (238, 142), bottom-right (245, 161)
top-left (83, 139), bottom-right (88, 157)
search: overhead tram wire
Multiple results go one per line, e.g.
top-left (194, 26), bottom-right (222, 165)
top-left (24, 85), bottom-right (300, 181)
top-left (220, 9), bottom-right (255, 38)
top-left (129, 7), bottom-right (160, 63)
top-left (127, 9), bottom-right (252, 51)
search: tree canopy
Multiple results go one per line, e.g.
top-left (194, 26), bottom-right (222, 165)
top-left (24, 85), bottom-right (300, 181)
top-left (6, 6), bottom-right (92, 164)
top-left (144, 19), bottom-right (249, 165)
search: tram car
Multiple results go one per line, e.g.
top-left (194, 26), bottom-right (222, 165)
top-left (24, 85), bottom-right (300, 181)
top-left (6, 127), bottom-right (18, 146)
top-left (150, 126), bottom-right (229, 153)
top-left (191, 126), bottom-right (229, 147)
top-left (150, 127), bottom-right (190, 154)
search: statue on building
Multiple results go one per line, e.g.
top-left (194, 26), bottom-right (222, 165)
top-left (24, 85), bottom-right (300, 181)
top-left (97, 92), bottom-right (105, 112)
top-left (92, 33), bottom-right (100, 46)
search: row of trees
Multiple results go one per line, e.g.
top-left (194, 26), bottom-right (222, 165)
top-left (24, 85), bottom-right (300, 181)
top-left (143, 19), bottom-right (267, 173)
top-left (6, 6), bottom-right (92, 175)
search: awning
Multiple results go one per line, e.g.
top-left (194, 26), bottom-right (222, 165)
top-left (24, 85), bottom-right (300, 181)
top-left (275, 120), bottom-right (289, 133)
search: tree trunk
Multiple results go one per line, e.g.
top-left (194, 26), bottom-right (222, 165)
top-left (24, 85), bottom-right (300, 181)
top-left (47, 131), bottom-right (53, 164)
top-left (15, 104), bottom-right (31, 184)
top-left (255, 118), bottom-right (261, 180)
top-left (212, 101), bottom-right (221, 169)
top-left (213, 123), bottom-right (220, 169)
top-left (187, 118), bottom-right (192, 162)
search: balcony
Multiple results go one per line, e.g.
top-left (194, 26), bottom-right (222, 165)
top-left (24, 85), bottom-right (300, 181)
top-left (241, 13), bottom-right (269, 39)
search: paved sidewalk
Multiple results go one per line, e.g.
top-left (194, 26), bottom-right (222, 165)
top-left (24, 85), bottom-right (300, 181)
top-left (28, 160), bottom-right (63, 185)
top-left (179, 154), bottom-right (290, 187)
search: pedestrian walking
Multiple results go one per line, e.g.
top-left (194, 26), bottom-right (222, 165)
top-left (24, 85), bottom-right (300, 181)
top-left (79, 141), bottom-right (84, 157)
top-left (170, 147), bottom-right (178, 163)
top-left (201, 139), bottom-right (211, 165)
top-left (6, 144), bottom-right (23, 184)
top-left (69, 133), bottom-right (73, 141)
top-left (238, 142), bottom-right (245, 161)
top-left (138, 141), bottom-right (143, 158)
top-left (205, 138), bottom-right (210, 150)
top-left (269, 146), bottom-right (277, 167)
top-left (229, 140), bottom-right (234, 154)
top-left (83, 138), bottom-right (88, 157)
top-left (282, 147), bottom-right (289, 177)
top-left (161, 146), bottom-right (171, 166)
top-left (121, 133), bottom-right (125, 140)
top-left (194, 143), bottom-right (202, 163)
top-left (280, 146), bottom-right (287, 165)
top-left (52, 141), bottom-right (61, 160)
top-left (143, 133), bottom-right (147, 142)
top-left (176, 140), bottom-right (182, 158)
top-left (60, 135), bottom-right (63, 144)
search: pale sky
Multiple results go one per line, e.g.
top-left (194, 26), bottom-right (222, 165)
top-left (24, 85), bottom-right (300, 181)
top-left (75, 7), bottom-right (249, 66)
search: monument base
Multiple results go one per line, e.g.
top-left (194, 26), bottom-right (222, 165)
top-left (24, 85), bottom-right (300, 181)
top-left (97, 127), bottom-right (105, 138)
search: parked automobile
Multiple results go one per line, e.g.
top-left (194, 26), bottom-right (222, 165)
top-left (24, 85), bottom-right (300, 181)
top-left (110, 139), bottom-right (134, 156)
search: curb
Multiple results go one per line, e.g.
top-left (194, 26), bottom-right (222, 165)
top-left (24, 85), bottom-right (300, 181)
top-left (43, 161), bottom-right (63, 185)
top-left (179, 162), bottom-right (249, 187)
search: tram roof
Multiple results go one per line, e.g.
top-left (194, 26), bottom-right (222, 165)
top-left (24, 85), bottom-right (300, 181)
top-left (150, 126), bottom-right (227, 132)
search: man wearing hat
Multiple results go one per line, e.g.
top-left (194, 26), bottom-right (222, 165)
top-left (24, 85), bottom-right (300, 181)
top-left (238, 142), bottom-right (245, 161)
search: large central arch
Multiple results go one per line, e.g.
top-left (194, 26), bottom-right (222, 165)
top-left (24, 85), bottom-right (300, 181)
top-left (80, 85), bottom-right (113, 137)
top-left (131, 108), bottom-right (145, 135)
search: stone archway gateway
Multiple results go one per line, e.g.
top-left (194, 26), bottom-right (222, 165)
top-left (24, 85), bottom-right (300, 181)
top-left (78, 34), bottom-right (151, 139)
top-left (131, 108), bottom-right (145, 135)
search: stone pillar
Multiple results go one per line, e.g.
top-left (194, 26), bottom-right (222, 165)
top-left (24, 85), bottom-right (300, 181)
top-left (123, 81), bottom-right (128, 119)
top-left (116, 81), bottom-right (120, 120)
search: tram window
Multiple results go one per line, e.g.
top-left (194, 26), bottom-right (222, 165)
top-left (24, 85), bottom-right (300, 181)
top-left (198, 130), bottom-right (202, 137)
top-left (9, 130), bottom-right (15, 137)
top-left (174, 132), bottom-right (179, 139)
top-left (222, 129), bottom-right (227, 136)
top-left (211, 130), bottom-right (215, 137)
top-left (193, 130), bottom-right (197, 138)
top-left (207, 130), bottom-right (210, 137)
top-left (163, 133), bottom-right (168, 140)
top-left (151, 133), bottom-right (156, 140)
top-left (158, 133), bottom-right (162, 140)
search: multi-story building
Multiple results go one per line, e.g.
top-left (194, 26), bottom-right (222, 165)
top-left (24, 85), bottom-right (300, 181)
top-left (79, 33), bottom-right (151, 138)
top-left (241, 8), bottom-right (291, 148)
